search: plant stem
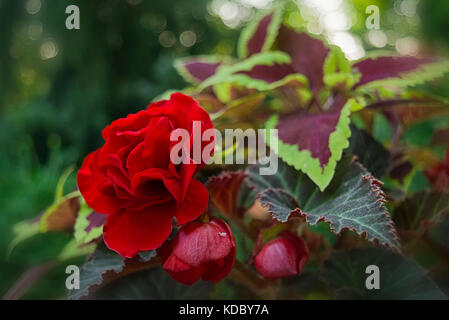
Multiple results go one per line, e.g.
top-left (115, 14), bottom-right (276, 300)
top-left (230, 259), bottom-right (277, 299)
top-left (228, 215), bottom-right (258, 242)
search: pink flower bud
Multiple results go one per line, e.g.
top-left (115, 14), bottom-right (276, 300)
top-left (254, 232), bottom-right (309, 280)
top-left (160, 218), bottom-right (236, 285)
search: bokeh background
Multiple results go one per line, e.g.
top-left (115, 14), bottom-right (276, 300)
top-left (1, 0), bottom-right (448, 299)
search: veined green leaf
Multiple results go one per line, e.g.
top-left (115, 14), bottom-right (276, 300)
top-left (247, 156), bottom-right (400, 250)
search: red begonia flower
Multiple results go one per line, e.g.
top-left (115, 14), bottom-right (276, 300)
top-left (160, 218), bottom-right (236, 285)
top-left (77, 93), bottom-right (215, 258)
top-left (254, 232), bottom-right (309, 280)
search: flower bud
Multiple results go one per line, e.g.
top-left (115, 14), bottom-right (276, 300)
top-left (160, 218), bottom-right (236, 285)
top-left (254, 232), bottom-right (309, 280)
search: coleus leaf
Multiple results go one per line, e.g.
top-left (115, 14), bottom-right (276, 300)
top-left (68, 242), bottom-right (157, 300)
top-left (246, 156), bottom-right (400, 250)
top-left (174, 55), bottom-right (227, 85)
top-left (353, 55), bottom-right (449, 89)
top-left (394, 191), bottom-right (449, 234)
top-left (323, 46), bottom-right (360, 90)
top-left (323, 248), bottom-right (447, 299)
top-left (200, 51), bottom-right (307, 91)
top-left (39, 195), bottom-right (79, 232)
top-left (277, 26), bottom-right (330, 92)
top-left (210, 93), bottom-right (266, 124)
top-left (237, 4), bottom-right (284, 58)
top-left (74, 199), bottom-right (106, 245)
top-left (266, 97), bottom-right (357, 191)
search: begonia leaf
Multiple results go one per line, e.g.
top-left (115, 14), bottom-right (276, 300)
top-left (323, 248), bottom-right (446, 299)
top-left (247, 156), bottom-right (400, 250)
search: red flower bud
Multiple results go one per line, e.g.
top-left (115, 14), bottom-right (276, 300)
top-left (254, 232), bottom-right (309, 280)
top-left (160, 218), bottom-right (236, 285)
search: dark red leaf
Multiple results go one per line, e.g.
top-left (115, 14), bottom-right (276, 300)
top-left (246, 14), bottom-right (274, 57)
top-left (276, 97), bottom-right (347, 168)
top-left (277, 26), bottom-right (330, 92)
top-left (180, 59), bottom-right (221, 83)
top-left (353, 56), bottom-right (435, 88)
top-left (86, 211), bottom-right (107, 233)
top-left (237, 63), bottom-right (295, 83)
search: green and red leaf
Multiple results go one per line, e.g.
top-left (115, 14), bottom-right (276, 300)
top-left (277, 26), bottom-right (330, 92)
top-left (354, 56), bottom-right (449, 89)
top-left (200, 51), bottom-right (308, 91)
top-left (238, 5), bottom-right (284, 58)
top-left (267, 97), bottom-right (358, 191)
top-left (74, 200), bottom-right (106, 245)
top-left (174, 55), bottom-right (227, 84)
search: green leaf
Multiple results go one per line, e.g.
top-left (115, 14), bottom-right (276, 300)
top-left (237, 4), bottom-right (284, 58)
top-left (267, 98), bottom-right (356, 191)
top-left (74, 200), bottom-right (105, 245)
top-left (429, 213), bottom-right (449, 250)
top-left (372, 113), bottom-right (393, 144)
top-left (247, 156), bottom-right (400, 250)
top-left (394, 191), bottom-right (449, 233)
top-left (323, 248), bottom-right (447, 299)
top-left (7, 218), bottom-right (40, 259)
top-left (39, 192), bottom-right (80, 232)
top-left (323, 46), bottom-right (360, 90)
top-left (348, 125), bottom-right (391, 178)
top-left (7, 168), bottom-right (80, 257)
top-left (356, 58), bottom-right (449, 90)
top-left (212, 73), bottom-right (308, 92)
top-left (58, 239), bottom-right (96, 261)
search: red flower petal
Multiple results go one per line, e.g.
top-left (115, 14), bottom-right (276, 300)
top-left (103, 205), bottom-right (174, 258)
top-left (77, 150), bottom-right (126, 214)
top-left (175, 179), bottom-right (209, 225)
top-left (160, 242), bottom-right (204, 285)
top-left (171, 218), bottom-right (233, 267)
top-left (201, 246), bottom-right (236, 282)
top-left (131, 168), bottom-right (181, 205)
